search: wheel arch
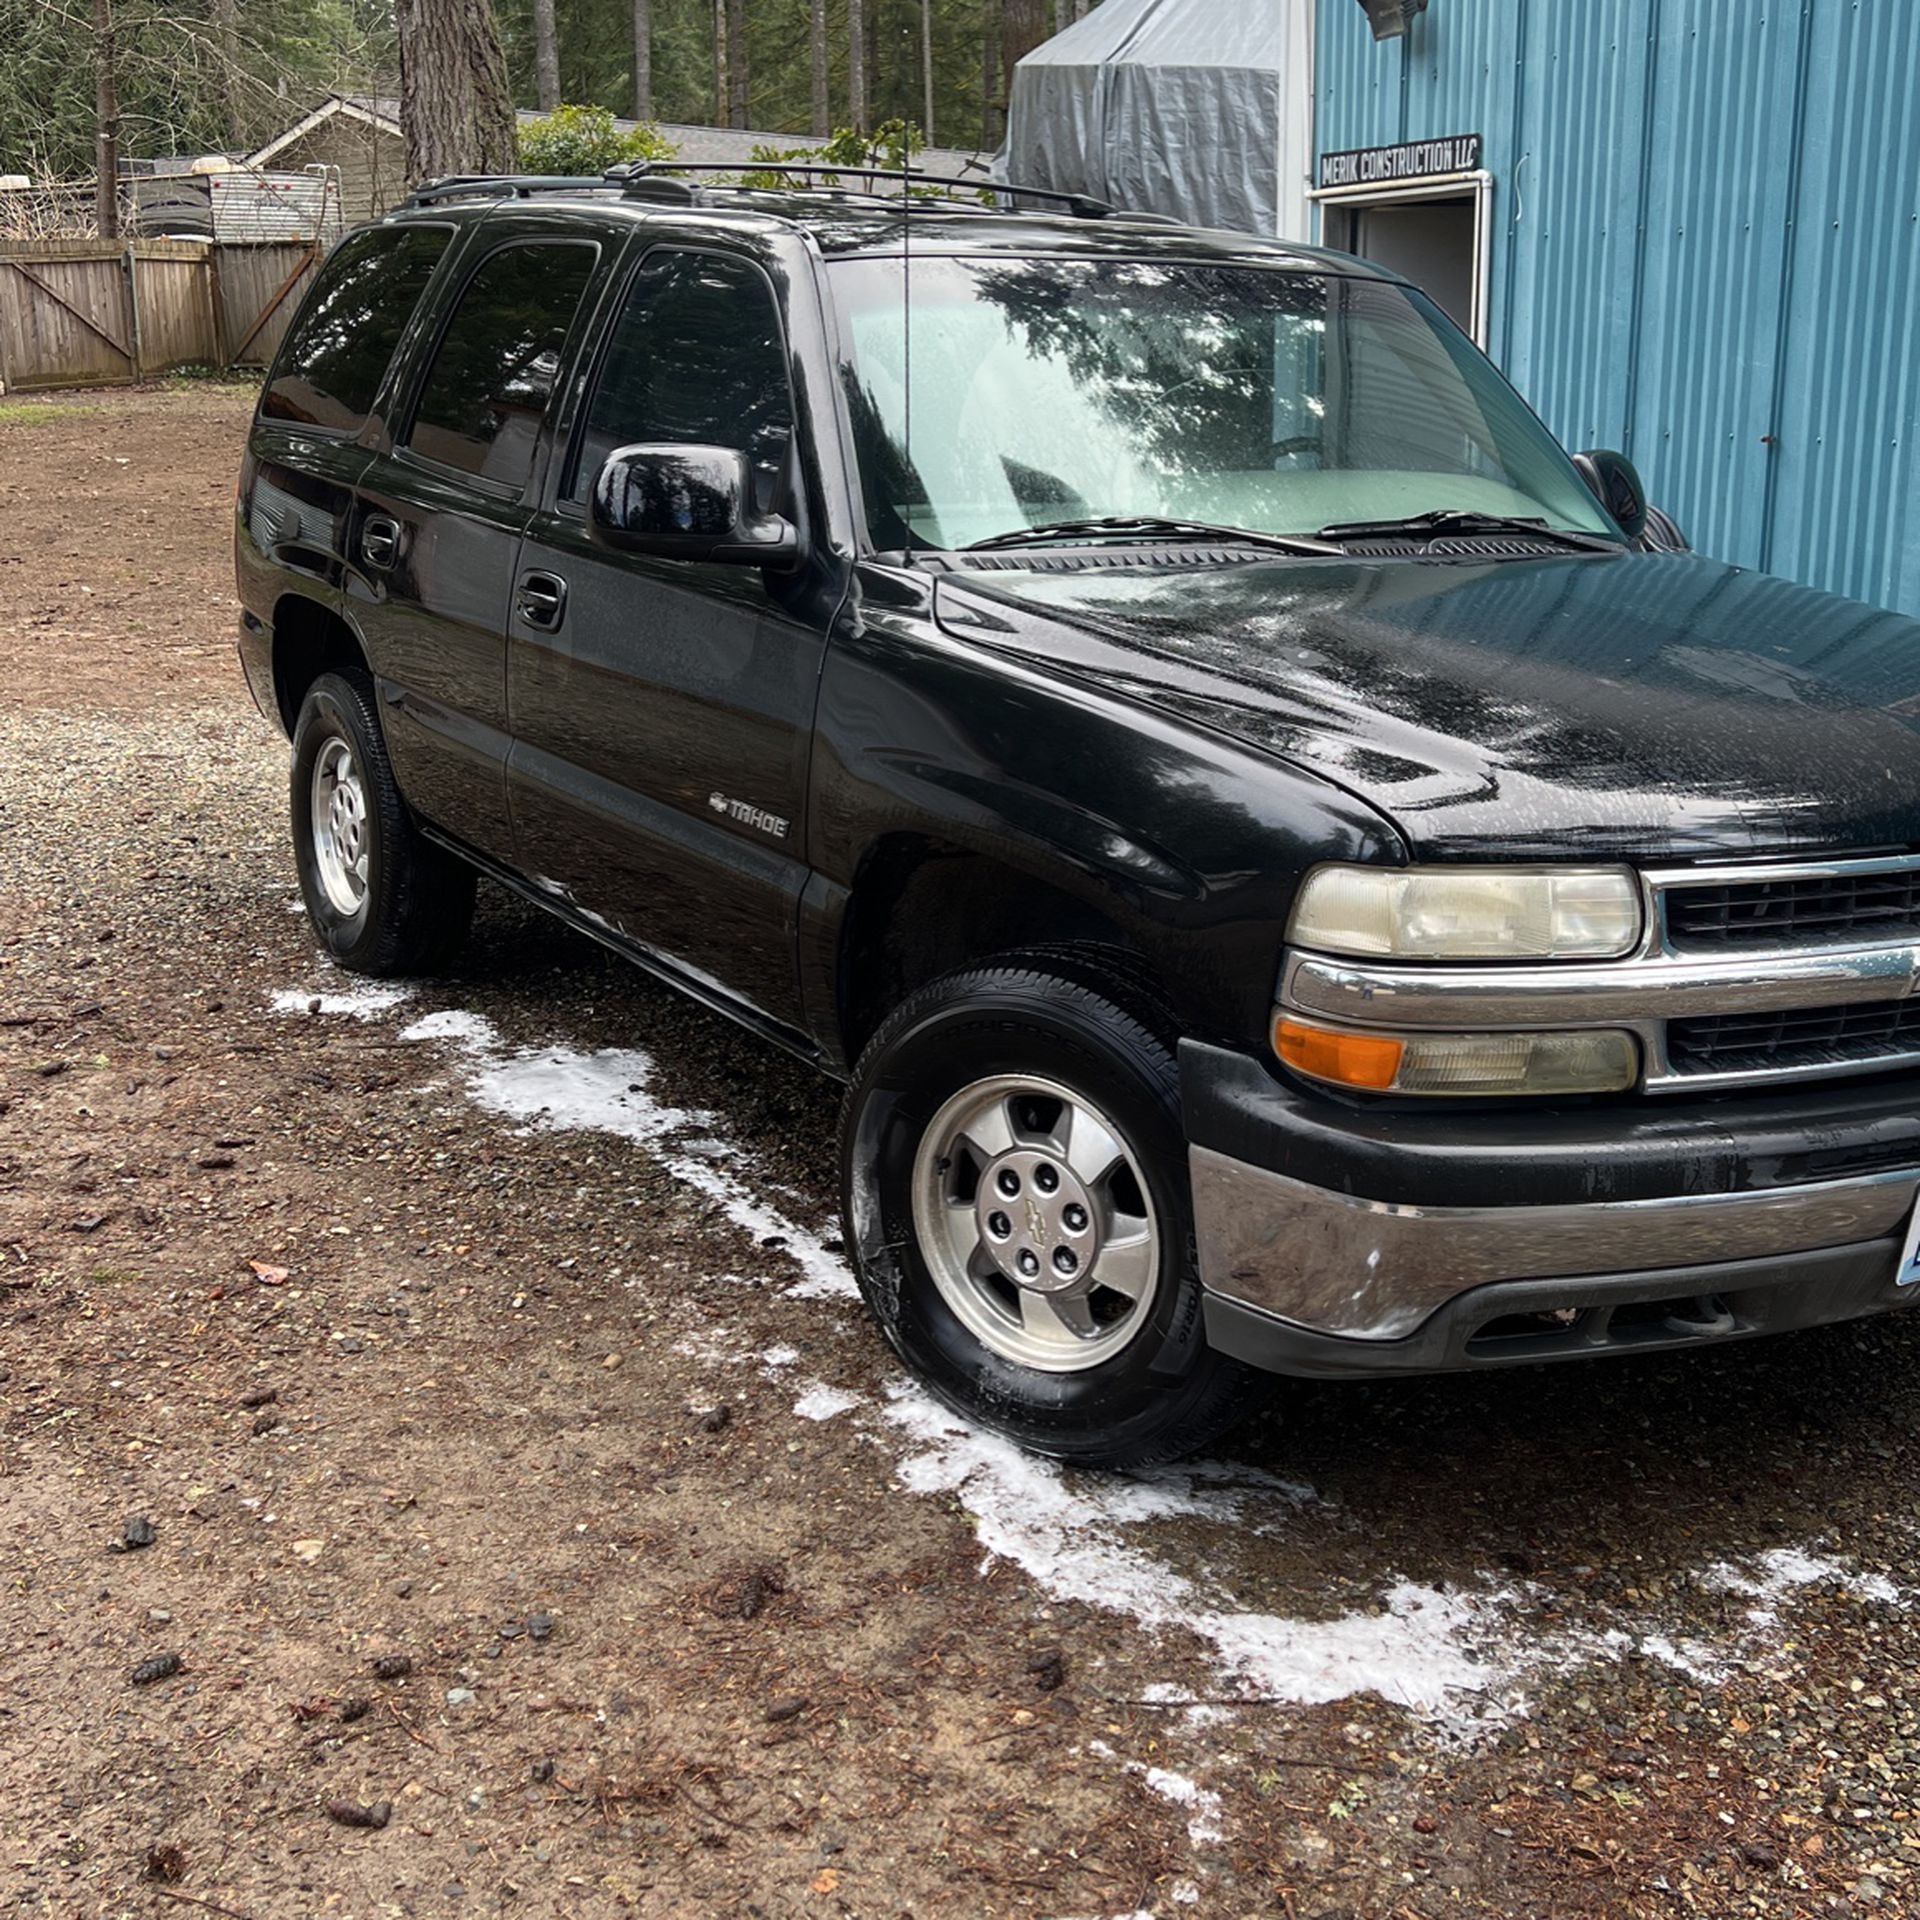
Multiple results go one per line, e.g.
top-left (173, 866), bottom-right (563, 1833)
top-left (834, 832), bottom-right (1179, 1064)
top-left (270, 592), bottom-right (373, 735)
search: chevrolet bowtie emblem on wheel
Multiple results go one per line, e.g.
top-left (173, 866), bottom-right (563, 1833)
top-left (1024, 1198), bottom-right (1049, 1247)
top-left (707, 792), bottom-right (790, 838)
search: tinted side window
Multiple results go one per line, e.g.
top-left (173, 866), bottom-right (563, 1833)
top-left (569, 251), bottom-right (792, 508)
top-left (407, 241), bottom-right (598, 487)
top-left (262, 225), bottom-right (451, 431)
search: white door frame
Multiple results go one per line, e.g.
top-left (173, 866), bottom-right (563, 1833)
top-left (1310, 169), bottom-right (1494, 349)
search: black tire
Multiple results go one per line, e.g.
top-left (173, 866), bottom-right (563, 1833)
top-left (842, 965), bottom-right (1270, 1467)
top-left (289, 670), bottom-right (475, 976)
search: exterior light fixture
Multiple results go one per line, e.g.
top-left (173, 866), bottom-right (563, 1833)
top-left (1360, 0), bottom-right (1429, 40)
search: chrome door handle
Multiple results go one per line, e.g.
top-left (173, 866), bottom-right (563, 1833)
top-left (516, 569), bottom-right (568, 632)
top-left (361, 514), bottom-right (401, 571)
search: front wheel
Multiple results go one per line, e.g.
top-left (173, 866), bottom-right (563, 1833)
top-left (290, 670), bottom-right (475, 976)
top-left (841, 965), bottom-right (1269, 1467)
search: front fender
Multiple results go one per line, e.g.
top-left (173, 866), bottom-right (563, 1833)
top-left (806, 597), bottom-right (1405, 1054)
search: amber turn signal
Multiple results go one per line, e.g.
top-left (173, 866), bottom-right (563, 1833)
top-left (1273, 1017), bottom-right (1405, 1091)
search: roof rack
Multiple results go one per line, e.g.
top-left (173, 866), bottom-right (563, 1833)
top-left (404, 173), bottom-right (605, 206)
top-left (400, 164), bottom-right (1119, 220)
top-left (616, 160), bottom-right (1118, 220)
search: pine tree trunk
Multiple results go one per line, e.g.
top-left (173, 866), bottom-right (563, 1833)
top-left (983, 1), bottom-right (998, 145)
top-left (809, 0), bottom-right (829, 135)
top-left (920, 0), bottom-right (935, 143)
top-left (211, 0), bottom-right (245, 145)
top-left (532, 0), bottom-right (561, 110)
top-left (632, 0), bottom-right (653, 120)
top-left (980, 17), bottom-right (998, 149)
top-left (847, 0), bottom-right (867, 132)
top-left (395, 0), bottom-right (516, 185)
top-left (1001, 0), bottom-right (1047, 106)
top-left (92, 0), bottom-right (119, 239)
top-left (712, 0), bottom-right (728, 124)
top-left (726, 0), bottom-right (750, 128)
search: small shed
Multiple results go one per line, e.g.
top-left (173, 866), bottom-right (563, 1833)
top-left (998, 0), bottom-right (1315, 239)
top-left (246, 95), bottom-right (408, 225)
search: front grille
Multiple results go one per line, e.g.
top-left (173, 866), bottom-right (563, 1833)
top-left (1664, 866), bottom-right (1920, 948)
top-left (1667, 999), bottom-right (1920, 1077)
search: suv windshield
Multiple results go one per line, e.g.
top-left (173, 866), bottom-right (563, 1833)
top-left (829, 255), bottom-right (1618, 552)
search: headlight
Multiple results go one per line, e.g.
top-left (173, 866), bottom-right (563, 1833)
top-left (1288, 864), bottom-right (1642, 961)
top-left (1275, 1017), bottom-right (1639, 1098)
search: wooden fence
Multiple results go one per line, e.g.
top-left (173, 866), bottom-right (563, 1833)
top-left (0, 237), bottom-right (323, 392)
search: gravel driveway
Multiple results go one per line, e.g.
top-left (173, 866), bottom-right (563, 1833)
top-left (4, 386), bottom-right (1918, 1920)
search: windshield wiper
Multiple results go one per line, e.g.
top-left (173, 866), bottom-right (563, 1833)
top-left (1314, 508), bottom-right (1616, 551)
top-left (965, 515), bottom-right (1344, 557)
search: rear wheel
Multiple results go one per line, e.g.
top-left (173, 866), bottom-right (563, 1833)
top-left (842, 965), bottom-right (1268, 1466)
top-left (290, 671), bottom-right (474, 976)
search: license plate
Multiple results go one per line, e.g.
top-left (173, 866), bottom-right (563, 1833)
top-left (1898, 1195), bottom-right (1920, 1286)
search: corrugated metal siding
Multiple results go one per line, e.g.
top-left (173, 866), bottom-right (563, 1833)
top-left (1502, 0), bottom-right (1653, 450)
top-left (1767, 1), bottom-right (1920, 614)
top-left (1314, 0), bottom-right (1920, 616)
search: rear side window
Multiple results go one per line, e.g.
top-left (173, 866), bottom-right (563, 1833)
top-left (567, 249), bottom-right (792, 508)
top-left (261, 225), bottom-right (451, 432)
top-left (406, 241), bottom-right (598, 488)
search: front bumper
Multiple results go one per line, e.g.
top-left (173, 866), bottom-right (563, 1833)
top-left (1181, 1039), bottom-right (1920, 1376)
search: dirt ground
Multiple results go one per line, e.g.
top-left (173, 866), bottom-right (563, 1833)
top-left (6, 386), bottom-right (1920, 1920)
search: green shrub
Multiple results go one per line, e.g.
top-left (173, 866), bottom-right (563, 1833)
top-left (517, 105), bottom-right (677, 178)
top-left (744, 120), bottom-right (929, 190)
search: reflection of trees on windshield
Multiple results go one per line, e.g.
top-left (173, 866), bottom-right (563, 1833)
top-left (967, 259), bottom-right (1329, 480)
top-left (833, 255), bottom-right (1614, 549)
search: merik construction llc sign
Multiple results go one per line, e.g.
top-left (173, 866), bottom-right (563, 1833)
top-left (1318, 132), bottom-right (1484, 190)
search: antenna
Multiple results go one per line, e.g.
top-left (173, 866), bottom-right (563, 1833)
top-left (901, 133), bottom-right (911, 545)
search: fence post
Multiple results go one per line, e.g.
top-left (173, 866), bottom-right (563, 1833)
top-left (123, 241), bottom-right (144, 379)
top-left (207, 242), bottom-right (230, 365)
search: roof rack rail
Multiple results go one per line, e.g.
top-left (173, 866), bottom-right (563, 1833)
top-left (398, 164), bottom-right (1124, 222)
top-left (403, 173), bottom-right (606, 207)
top-left (614, 160), bottom-right (1118, 220)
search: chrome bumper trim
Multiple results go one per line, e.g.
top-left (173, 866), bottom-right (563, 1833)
top-left (1190, 1145), bottom-right (1919, 1340)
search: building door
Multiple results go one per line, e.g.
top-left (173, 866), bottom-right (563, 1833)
top-left (1347, 198), bottom-right (1476, 333)
top-left (1315, 176), bottom-right (1491, 348)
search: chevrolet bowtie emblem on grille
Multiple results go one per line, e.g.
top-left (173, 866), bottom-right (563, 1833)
top-left (707, 792), bottom-right (790, 839)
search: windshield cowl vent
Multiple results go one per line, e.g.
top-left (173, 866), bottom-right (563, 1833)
top-left (1338, 533), bottom-right (1578, 561)
top-left (956, 546), bottom-right (1271, 573)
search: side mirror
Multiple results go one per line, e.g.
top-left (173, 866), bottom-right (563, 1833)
top-left (1572, 448), bottom-right (1648, 542)
top-left (589, 443), bottom-right (799, 566)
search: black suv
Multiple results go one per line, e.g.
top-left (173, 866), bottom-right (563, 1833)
top-left (239, 168), bottom-right (1920, 1466)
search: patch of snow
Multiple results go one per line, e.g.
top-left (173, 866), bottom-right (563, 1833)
top-left (271, 983), bottom-right (412, 1020)
top-left (758, 1344), bottom-right (800, 1371)
top-left (1630, 1630), bottom-right (1727, 1686)
top-left (793, 1383), bottom-right (861, 1421)
top-left (400, 1009), bottom-right (495, 1046)
top-left (673, 1329), bottom-right (748, 1365)
top-left (1138, 1682), bottom-right (1232, 1729)
top-left (1141, 1766), bottom-right (1223, 1846)
top-left (883, 1381), bottom-right (1540, 1724)
top-left (391, 1008), bottom-right (857, 1301)
top-left (1702, 1546), bottom-right (1901, 1615)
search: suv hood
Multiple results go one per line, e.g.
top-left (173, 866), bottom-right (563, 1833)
top-left (933, 550), bottom-right (1920, 861)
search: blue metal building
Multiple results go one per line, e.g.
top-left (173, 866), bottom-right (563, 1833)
top-left (1311, 0), bottom-right (1920, 617)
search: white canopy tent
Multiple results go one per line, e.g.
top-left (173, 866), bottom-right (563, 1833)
top-left (997, 0), bottom-right (1315, 240)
